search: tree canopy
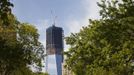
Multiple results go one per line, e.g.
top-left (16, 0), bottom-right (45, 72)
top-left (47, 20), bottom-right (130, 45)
top-left (65, 0), bottom-right (134, 75)
top-left (0, 0), bottom-right (45, 75)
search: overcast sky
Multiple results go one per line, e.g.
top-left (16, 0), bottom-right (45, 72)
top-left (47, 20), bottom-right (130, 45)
top-left (12, 0), bottom-right (100, 50)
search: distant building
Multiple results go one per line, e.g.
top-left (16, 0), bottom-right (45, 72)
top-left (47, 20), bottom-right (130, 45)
top-left (46, 25), bottom-right (64, 75)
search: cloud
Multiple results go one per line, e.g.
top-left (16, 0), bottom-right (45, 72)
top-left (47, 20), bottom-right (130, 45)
top-left (65, 0), bottom-right (100, 36)
top-left (66, 0), bottom-right (99, 33)
top-left (66, 19), bottom-right (82, 34)
top-left (83, 0), bottom-right (100, 19)
top-left (32, 19), bottom-right (50, 47)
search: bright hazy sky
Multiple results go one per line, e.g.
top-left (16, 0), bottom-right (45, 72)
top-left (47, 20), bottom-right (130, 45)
top-left (12, 0), bottom-right (100, 50)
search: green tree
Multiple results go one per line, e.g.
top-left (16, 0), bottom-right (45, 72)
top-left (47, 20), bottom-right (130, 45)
top-left (0, 0), bottom-right (14, 27)
top-left (0, 0), bottom-right (45, 75)
top-left (0, 22), bottom-right (45, 75)
top-left (11, 66), bottom-right (49, 75)
top-left (33, 72), bottom-right (49, 75)
top-left (11, 66), bottom-right (33, 75)
top-left (65, 0), bottom-right (134, 75)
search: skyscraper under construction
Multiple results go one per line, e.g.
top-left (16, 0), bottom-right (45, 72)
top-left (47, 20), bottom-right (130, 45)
top-left (46, 25), bottom-right (64, 75)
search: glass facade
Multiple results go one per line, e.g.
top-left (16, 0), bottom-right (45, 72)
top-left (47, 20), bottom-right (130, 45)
top-left (46, 25), bottom-right (63, 75)
top-left (46, 55), bottom-right (62, 75)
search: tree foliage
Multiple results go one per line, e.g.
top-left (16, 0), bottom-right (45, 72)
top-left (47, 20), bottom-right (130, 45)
top-left (0, 0), bottom-right (14, 27)
top-left (0, 0), bottom-right (45, 75)
top-left (0, 22), bottom-right (45, 75)
top-left (65, 0), bottom-right (134, 75)
top-left (11, 66), bottom-right (49, 75)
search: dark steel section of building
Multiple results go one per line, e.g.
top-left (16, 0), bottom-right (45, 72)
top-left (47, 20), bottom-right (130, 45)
top-left (46, 25), bottom-right (64, 55)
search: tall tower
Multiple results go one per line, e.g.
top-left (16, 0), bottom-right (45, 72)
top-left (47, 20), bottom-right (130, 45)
top-left (46, 25), bottom-right (64, 75)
